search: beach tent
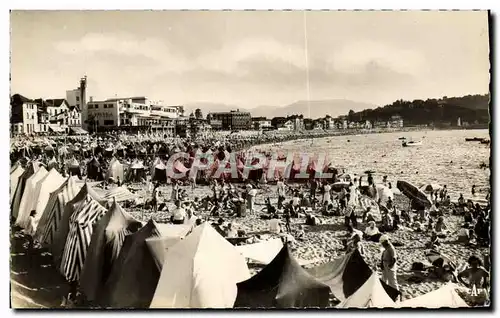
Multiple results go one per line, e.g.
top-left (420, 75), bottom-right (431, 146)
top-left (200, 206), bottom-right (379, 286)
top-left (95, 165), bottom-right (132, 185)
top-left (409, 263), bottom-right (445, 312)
top-left (151, 159), bottom-right (167, 183)
top-left (126, 160), bottom-right (146, 182)
top-left (236, 238), bottom-right (284, 265)
top-left (146, 223), bottom-right (194, 270)
top-left (376, 185), bottom-right (394, 205)
top-left (47, 157), bottom-right (58, 170)
top-left (150, 223), bottom-right (250, 308)
top-left (101, 220), bottom-right (164, 308)
top-left (16, 166), bottom-right (48, 229)
top-left (32, 168), bottom-right (65, 216)
top-left (34, 176), bottom-right (82, 246)
top-left (79, 201), bottom-right (142, 303)
top-left (51, 183), bottom-right (106, 267)
top-left (307, 250), bottom-right (400, 302)
top-left (234, 244), bottom-right (330, 308)
top-left (101, 186), bottom-right (137, 203)
top-left (105, 158), bottom-right (125, 183)
top-left (11, 161), bottom-right (41, 219)
top-left (67, 158), bottom-right (81, 176)
top-left (87, 158), bottom-right (104, 181)
top-left (10, 164), bottom-right (24, 206)
top-left (337, 273), bottom-right (396, 308)
top-left (399, 283), bottom-right (468, 308)
top-left (60, 195), bottom-right (108, 282)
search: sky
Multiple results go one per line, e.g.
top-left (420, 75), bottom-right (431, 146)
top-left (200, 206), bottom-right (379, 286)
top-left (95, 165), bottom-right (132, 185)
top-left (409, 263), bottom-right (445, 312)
top-left (10, 10), bottom-right (490, 108)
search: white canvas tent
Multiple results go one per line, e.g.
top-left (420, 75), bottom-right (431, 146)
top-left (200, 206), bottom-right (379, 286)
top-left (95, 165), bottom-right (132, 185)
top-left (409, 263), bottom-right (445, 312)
top-left (33, 168), bottom-right (66, 220)
top-left (236, 238), bottom-right (283, 265)
top-left (16, 166), bottom-right (48, 229)
top-left (150, 223), bottom-right (250, 308)
top-left (337, 273), bottom-right (396, 308)
top-left (106, 158), bottom-right (125, 182)
top-left (399, 283), bottom-right (469, 308)
top-left (146, 223), bottom-right (194, 270)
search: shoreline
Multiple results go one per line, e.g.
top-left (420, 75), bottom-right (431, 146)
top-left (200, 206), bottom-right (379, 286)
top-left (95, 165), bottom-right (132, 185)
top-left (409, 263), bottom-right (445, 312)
top-left (243, 126), bottom-right (490, 151)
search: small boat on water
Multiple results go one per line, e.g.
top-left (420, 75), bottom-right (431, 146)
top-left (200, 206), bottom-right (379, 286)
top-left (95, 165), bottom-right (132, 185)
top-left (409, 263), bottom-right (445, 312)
top-left (402, 140), bottom-right (422, 147)
top-left (465, 137), bottom-right (484, 142)
top-left (398, 137), bottom-right (406, 140)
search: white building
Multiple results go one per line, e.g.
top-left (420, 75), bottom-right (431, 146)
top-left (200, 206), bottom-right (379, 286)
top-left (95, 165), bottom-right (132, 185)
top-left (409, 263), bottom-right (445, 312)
top-left (66, 76), bottom-right (87, 129)
top-left (87, 96), bottom-right (183, 135)
top-left (10, 94), bottom-right (38, 135)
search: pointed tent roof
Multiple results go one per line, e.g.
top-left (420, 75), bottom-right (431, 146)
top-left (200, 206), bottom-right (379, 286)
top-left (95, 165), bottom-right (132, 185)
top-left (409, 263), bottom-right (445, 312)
top-left (101, 186), bottom-right (136, 202)
top-left (146, 223), bottom-right (194, 270)
top-left (80, 201), bottom-right (142, 303)
top-left (150, 223), bottom-right (250, 308)
top-left (399, 283), bottom-right (468, 308)
top-left (16, 166), bottom-right (48, 229)
top-left (33, 168), bottom-right (65, 215)
top-left (234, 244), bottom-right (330, 309)
top-left (307, 250), bottom-right (400, 302)
top-left (60, 194), bottom-right (108, 282)
top-left (51, 182), bottom-right (106, 267)
top-left (101, 219), bottom-right (163, 308)
top-left (337, 273), bottom-right (396, 308)
top-left (11, 161), bottom-right (41, 219)
top-left (35, 176), bottom-right (82, 245)
top-left (10, 164), bottom-right (25, 206)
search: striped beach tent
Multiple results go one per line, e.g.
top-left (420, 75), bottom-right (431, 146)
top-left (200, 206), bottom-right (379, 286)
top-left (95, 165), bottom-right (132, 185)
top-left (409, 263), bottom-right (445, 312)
top-left (79, 201), bottom-right (142, 303)
top-left (34, 176), bottom-right (82, 247)
top-left (10, 164), bottom-right (24, 206)
top-left (60, 195), bottom-right (108, 282)
top-left (16, 166), bottom-right (48, 229)
top-left (11, 161), bottom-right (41, 219)
top-left (51, 183), bottom-right (106, 267)
top-left (101, 186), bottom-right (137, 202)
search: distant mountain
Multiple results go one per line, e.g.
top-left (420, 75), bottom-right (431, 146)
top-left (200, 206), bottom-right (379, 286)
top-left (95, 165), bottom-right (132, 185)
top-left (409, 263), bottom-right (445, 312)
top-left (350, 94), bottom-right (490, 125)
top-left (185, 99), bottom-right (377, 119)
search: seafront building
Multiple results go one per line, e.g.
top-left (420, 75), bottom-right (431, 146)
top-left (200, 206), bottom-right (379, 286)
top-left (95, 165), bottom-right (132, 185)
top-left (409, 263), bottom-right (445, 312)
top-left (207, 110), bottom-right (252, 131)
top-left (86, 96), bottom-right (184, 135)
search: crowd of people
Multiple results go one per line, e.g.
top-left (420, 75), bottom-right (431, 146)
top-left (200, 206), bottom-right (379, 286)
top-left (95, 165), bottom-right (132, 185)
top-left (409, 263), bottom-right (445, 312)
top-left (10, 131), bottom-right (491, 307)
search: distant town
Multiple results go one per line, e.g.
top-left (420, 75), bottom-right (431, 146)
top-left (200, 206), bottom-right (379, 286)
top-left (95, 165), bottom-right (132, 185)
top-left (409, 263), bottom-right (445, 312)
top-left (10, 76), bottom-right (489, 138)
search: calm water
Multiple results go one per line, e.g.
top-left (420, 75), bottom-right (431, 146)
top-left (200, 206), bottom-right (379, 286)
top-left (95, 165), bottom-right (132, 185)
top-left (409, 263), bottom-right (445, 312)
top-left (254, 129), bottom-right (491, 201)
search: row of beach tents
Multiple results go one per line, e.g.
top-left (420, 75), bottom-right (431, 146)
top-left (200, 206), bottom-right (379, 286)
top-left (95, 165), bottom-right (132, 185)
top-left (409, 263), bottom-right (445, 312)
top-left (10, 161), bottom-right (468, 308)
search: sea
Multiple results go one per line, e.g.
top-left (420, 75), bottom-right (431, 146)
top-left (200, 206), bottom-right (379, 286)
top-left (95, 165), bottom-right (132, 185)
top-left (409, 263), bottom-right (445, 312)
top-left (252, 129), bottom-right (491, 202)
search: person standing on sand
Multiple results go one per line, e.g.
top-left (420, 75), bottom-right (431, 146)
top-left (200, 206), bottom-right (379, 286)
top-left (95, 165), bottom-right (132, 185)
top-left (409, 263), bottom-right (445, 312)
top-left (25, 210), bottom-right (38, 267)
top-left (380, 235), bottom-right (399, 291)
top-left (322, 182), bottom-right (332, 205)
top-left (277, 178), bottom-right (287, 209)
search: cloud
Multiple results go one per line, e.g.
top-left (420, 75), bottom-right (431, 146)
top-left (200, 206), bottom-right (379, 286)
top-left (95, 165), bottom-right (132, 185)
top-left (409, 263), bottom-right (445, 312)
top-left (328, 40), bottom-right (428, 77)
top-left (54, 33), bottom-right (190, 73)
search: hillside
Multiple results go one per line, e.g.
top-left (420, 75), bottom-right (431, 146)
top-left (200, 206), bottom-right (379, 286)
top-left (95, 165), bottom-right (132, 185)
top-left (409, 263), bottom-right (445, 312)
top-left (349, 94), bottom-right (490, 125)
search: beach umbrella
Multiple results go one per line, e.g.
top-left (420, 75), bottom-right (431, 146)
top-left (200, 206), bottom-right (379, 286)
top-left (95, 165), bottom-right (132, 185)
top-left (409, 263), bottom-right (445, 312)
top-left (420, 184), bottom-right (443, 193)
top-left (331, 181), bottom-right (350, 192)
top-left (396, 180), bottom-right (432, 208)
